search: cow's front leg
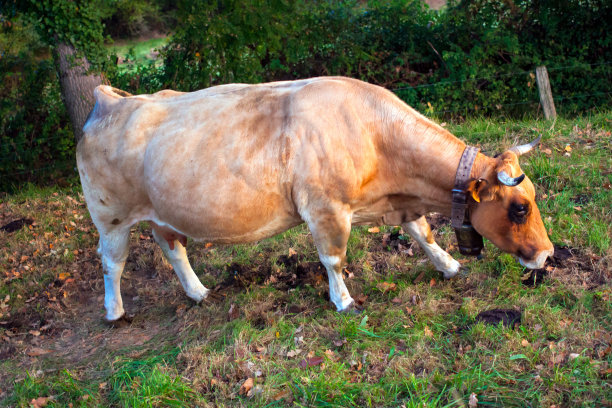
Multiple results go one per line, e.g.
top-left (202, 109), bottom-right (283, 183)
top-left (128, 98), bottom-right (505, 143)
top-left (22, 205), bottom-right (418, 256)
top-left (304, 207), bottom-right (354, 312)
top-left (99, 227), bottom-right (130, 321)
top-left (152, 225), bottom-right (209, 302)
top-left (402, 216), bottom-right (461, 279)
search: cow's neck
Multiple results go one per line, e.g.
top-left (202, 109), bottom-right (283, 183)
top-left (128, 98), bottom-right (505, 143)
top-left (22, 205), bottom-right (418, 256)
top-left (384, 113), bottom-right (492, 217)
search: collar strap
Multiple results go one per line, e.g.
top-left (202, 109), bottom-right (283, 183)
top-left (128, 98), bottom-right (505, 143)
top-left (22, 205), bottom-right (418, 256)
top-left (451, 146), bottom-right (480, 229)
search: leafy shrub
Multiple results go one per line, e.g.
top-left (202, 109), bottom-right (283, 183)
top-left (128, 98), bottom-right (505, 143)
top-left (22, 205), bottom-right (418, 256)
top-left (149, 0), bottom-right (610, 116)
top-left (0, 52), bottom-right (74, 191)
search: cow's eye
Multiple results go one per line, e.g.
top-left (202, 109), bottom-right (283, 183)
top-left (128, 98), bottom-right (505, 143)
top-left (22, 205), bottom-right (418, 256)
top-left (508, 202), bottom-right (529, 224)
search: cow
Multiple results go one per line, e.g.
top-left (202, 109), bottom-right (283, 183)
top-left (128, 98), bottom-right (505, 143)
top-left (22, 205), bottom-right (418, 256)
top-left (77, 77), bottom-right (554, 322)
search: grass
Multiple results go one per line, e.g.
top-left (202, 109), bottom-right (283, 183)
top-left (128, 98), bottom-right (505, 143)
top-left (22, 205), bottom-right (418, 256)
top-left (0, 112), bottom-right (611, 407)
top-left (109, 37), bottom-right (168, 73)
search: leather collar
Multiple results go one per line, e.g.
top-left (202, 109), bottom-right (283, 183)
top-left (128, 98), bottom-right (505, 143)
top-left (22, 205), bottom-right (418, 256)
top-left (451, 146), bottom-right (480, 229)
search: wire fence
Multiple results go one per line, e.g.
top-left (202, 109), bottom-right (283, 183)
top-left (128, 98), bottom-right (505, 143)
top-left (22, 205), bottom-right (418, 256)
top-left (1, 61), bottom-right (611, 179)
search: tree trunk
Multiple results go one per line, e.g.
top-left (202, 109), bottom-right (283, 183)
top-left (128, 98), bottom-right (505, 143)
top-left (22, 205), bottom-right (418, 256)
top-left (55, 42), bottom-right (103, 143)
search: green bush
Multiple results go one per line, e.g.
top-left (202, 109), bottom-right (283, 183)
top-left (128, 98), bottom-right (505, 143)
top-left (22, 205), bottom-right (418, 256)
top-left (0, 52), bottom-right (74, 190)
top-left (147, 0), bottom-right (610, 116)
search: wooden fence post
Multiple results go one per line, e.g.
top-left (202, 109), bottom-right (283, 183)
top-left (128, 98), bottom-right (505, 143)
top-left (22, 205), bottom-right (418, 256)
top-left (535, 66), bottom-right (557, 120)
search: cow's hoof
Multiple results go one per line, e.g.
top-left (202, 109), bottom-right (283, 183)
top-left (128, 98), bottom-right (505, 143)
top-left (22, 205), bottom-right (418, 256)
top-left (186, 286), bottom-right (210, 303)
top-left (338, 301), bottom-right (361, 315)
top-left (105, 313), bottom-right (132, 328)
top-left (104, 305), bottom-right (126, 323)
top-left (440, 259), bottom-right (462, 279)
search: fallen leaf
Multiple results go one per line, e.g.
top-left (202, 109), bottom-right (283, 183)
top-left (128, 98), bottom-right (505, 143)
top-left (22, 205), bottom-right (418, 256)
top-left (367, 227), bottom-right (380, 233)
top-left (564, 144), bottom-right (572, 152)
top-left (239, 378), bottom-right (254, 395)
top-left (286, 349), bottom-right (302, 358)
top-left (573, 206), bottom-right (582, 211)
top-left (355, 294), bottom-right (368, 305)
top-left (400, 245), bottom-right (414, 256)
top-left (413, 271), bottom-right (426, 284)
top-left (598, 345), bottom-right (611, 358)
top-left (228, 303), bottom-right (240, 321)
top-left (429, 278), bottom-right (436, 287)
top-left (27, 347), bottom-right (53, 357)
top-left (324, 349), bottom-right (336, 360)
top-left (469, 393), bottom-right (478, 408)
top-left (252, 345), bottom-right (266, 353)
top-left (175, 304), bottom-right (187, 316)
top-left (299, 356), bottom-right (324, 368)
top-left (30, 396), bottom-right (51, 408)
top-left (205, 242), bottom-right (213, 248)
top-left (376, 282), bottom-right (397, 293)
top-left (333, 338), bottom-right (347, 347)
top-left (98, 382), bottom-right (107, 389)
top-left (551, 352), bottom-right (567, 365)
top-left (248, 384), bottom-right (263, 398)
top-left (288, 247), bottom-right (297, 256)
top-left (273, 390), bottom-right (290, 401)
top-left (391, 297), bottom-right (402, 304)
top-left (29, 330), bottom-right (41, 337)
top-left (424, 326), bottom-right (433, 337)
top-left (521, 339), bottom-right (530, 347)
top-left (541, 148), bottom-right (552, 155)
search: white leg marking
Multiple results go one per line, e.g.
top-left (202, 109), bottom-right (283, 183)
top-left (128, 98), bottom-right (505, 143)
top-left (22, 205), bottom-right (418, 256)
top-left (301, 203), bottom-right (354, 312)
top-left (99, 228), bottom-right (130, 321)
top-left (152, 229), bottom-right (209, 302)
top-left (319, 255), bottom-right (354, 312)
top-left (403, 217), bottom-right (461, 279)
top-left (103, 257), bottom-right (126, 321)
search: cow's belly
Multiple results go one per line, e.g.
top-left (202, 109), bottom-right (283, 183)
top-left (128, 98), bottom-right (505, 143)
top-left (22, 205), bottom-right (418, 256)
top-left (147, 189), bottom-right (301, 244)
top-left (143, 143), bottom-right (299, 243)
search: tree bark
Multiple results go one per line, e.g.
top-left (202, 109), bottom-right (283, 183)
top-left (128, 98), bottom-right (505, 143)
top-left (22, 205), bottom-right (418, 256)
top-left (55, 42), bottom-right (103, 143)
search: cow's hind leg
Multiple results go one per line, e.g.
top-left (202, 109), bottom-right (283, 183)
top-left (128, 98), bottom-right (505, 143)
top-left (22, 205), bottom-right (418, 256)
top-left (402, 216), bottom-right (461, 279)
top-left (304, 207), bottom-right (354, 312)
top-left (152, 225), bottom-right (209, 302)
top-left (99, 226), bottom-right (130, 321)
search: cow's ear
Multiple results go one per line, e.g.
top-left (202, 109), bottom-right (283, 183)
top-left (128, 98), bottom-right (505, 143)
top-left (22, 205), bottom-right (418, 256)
top-left (467, 178), bottom-right (489, 203)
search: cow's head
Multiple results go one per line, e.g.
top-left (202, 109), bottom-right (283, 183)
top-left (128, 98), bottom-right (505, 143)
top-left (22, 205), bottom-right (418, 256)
top-left (466, 137), bottom-right (554, 268)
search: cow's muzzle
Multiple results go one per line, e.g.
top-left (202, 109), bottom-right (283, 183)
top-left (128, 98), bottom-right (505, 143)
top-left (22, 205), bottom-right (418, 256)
top-left (518, 248), bottom-right (554, 269)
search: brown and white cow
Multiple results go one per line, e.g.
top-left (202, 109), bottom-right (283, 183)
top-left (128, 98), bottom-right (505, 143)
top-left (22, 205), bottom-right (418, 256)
top-left (77, 77), bottom-right (553, 321)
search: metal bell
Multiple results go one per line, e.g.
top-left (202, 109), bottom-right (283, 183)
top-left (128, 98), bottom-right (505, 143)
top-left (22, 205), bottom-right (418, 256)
top-left (454, 223), bottom-right (484, 256)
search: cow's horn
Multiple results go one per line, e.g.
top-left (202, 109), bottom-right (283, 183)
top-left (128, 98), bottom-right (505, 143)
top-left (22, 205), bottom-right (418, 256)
top-left (509, 135), bottom-right (542, 156)
top-left (497, 171), bottom-right (525, 186)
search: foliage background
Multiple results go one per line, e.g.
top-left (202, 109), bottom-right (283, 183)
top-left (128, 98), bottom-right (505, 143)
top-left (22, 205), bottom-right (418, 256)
top-left (0, 0), bottom-right (611, 191)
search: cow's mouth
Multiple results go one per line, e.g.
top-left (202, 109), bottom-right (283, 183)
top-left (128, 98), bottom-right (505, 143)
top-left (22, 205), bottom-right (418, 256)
top-left (518, 249), bottom-right (554, 269)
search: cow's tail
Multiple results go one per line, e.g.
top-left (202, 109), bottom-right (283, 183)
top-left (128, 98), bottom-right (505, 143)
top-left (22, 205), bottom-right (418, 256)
top-left (82, 85), bottom-right (133, 135)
